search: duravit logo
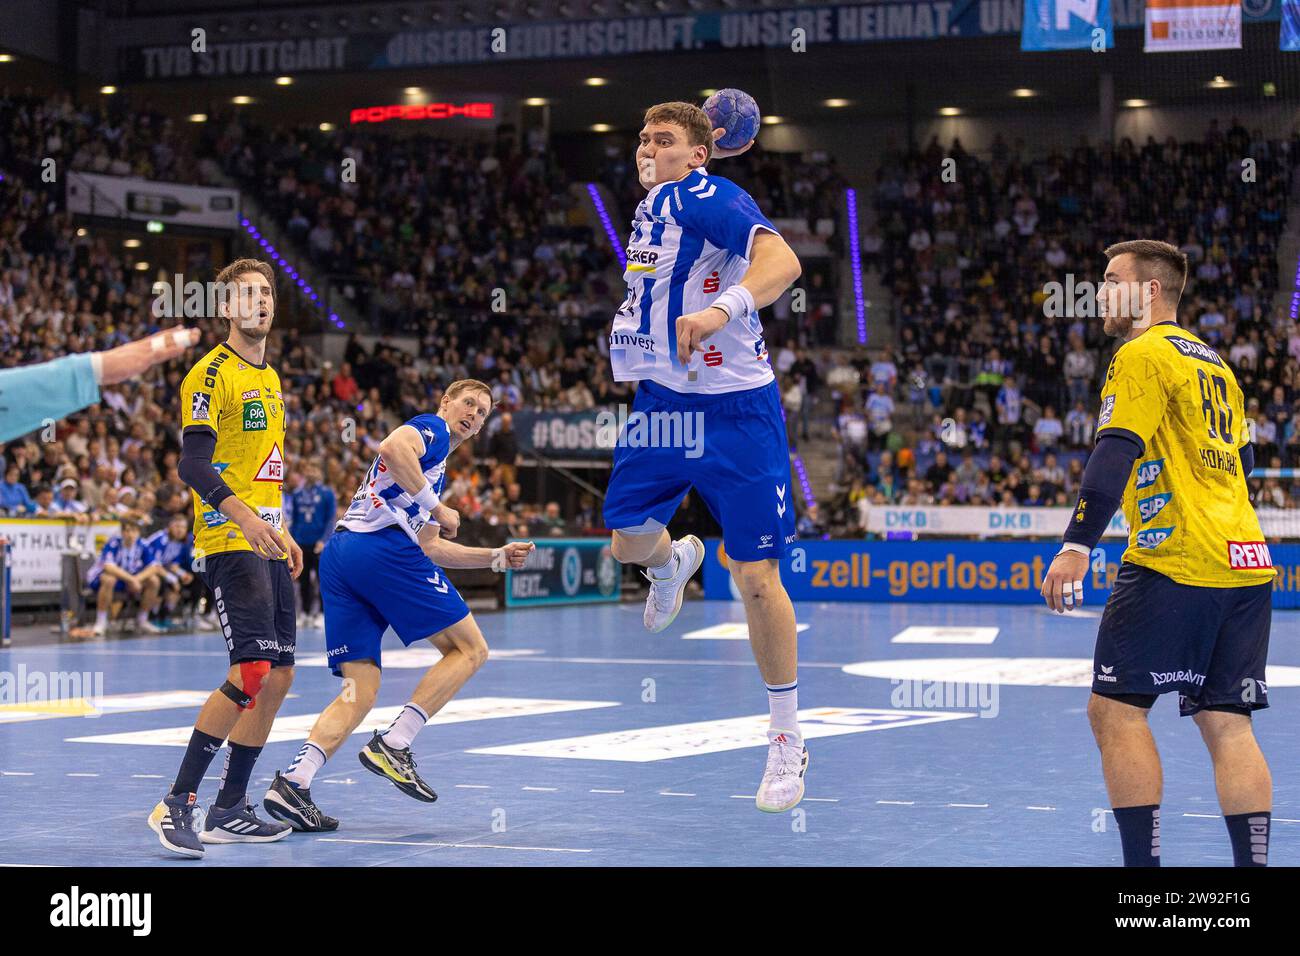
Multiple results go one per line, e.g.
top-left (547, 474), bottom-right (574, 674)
top-left (1135, 458), bottom-right (1165, 490)
top-left (1137, 492), bottom-right (1172, 523)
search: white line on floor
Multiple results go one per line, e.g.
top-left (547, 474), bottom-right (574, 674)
top-left (66, 772), bottom-right (98, 777)
top-left (659, 791), bottom-right (695, 797)
top-left (1275, 818), bottom-right (1300, 823)
top-left (0, 772), bottom-right (33, 777)
top-left (521, 786), bottom-right (558, 792)
top-left (804, 798), bottom-right (839, 803)
top-left (1184, 813), bottom-right (1221, 819)
top-left (316, 837), bottom-right (590, 853)
top-left (131, 774), bottom-right (165, 779)
top-left (590, 789), bottom-right (623, 794)
top-left (729, 794), bottom-right (757, 800)
top-left (877, 800), bottom-right (913, 805)
top-left (948, 803), bottom-right (989, 808)
top-left (1026, 806), bottom-right (1057, 811)
top-left (454, 784), bottom-right (491, 789)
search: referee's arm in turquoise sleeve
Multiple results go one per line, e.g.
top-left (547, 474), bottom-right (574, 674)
top-left (0, 353), bottom-right (101, 443)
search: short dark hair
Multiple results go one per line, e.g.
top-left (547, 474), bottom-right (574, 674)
top-left (1103, 239), bottom-right (1188, 307)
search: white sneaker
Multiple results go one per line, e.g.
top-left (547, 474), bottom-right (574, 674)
top-left (195, 614), bottom-right (218, 631)
top-left (312, 612), bottom-right (325, 629)
top-left (755, 730), bottom-right (808, 813)
top-left (642, 535), bottom-right (705, 633)
top-left (138, 620), bottom-right (163, 635)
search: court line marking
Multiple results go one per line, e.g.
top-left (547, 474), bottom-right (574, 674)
top-left (521, 786), bottom-right (558, 792)
top-left (1026, 806), bottom-right (1057, 811)
top-left (317, 837), bottom-right (590, 854)
top-left (659, 791), bottom-right (695, 797)
top-left (877, 800), bottom-right (914, 805)
top-left (131, 774), bottom-right (165, 779)
top-left (948, 803), bottom-right (989, 808)
top-left (1184, 813), bottom-right (1221, 819)
top-left (804, 797), bottom-right (839, 803)
top-left (590, 789), bottom-right (624, 794)
top-left (0, 772), bottom-right (33, 777)
top-left (66, 773), bottom-right (98, 777)
top-left (454, 784), bottom-right (491, 790)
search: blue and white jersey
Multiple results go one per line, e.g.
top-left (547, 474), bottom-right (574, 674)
top-left (610, 167), bottom-right (779, 396)
top-left (339, 414), bottom-right (450, 544)
top-left (86, 534), bottom-right (151, 585)
top-left (143, 529), bottom-right (192, 571)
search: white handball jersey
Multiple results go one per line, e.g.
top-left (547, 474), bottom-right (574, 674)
top-left (339, 413), bottom-right (449, 544)
top-left (609, 166), bottom-right (780, 396)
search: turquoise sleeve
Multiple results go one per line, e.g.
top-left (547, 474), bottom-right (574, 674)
top-left (0, 353), bottom-right (101, 443)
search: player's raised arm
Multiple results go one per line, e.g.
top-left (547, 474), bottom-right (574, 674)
top-left (378, 424), bottom-right (443, 512)
top-left (415, 523), bottom-right (533, 571)
top-left (675, 226), bottom-right (801, 365)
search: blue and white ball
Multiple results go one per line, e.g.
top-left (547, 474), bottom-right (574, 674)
top-left (702, 88), bottom-right (760, 150)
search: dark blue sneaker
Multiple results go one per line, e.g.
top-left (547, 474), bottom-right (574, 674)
top-left (148, 792), bottom-right (204, 859)
top-left (263, 771), bottom-right (339, 832)
top-left (200, 802), bottom-right (292, 844)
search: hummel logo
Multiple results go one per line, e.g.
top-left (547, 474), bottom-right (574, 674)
top-left (421, 428), bottom-right (435, 444)
top-left (776, 483), bottom-right (787, 518)
top-left (426, 573), bottom-right (449, 594)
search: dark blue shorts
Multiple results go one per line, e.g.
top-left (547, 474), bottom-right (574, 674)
top-left (201, 551), bottom-right (296, 667)
top-left (602, 379), bottom-right (797, 561)
top-left (319, 526), bottom-right (471, 677)
top-left (1092, 562), bottom-right (1271, 716)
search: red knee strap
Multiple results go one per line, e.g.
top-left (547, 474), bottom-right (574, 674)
top-left (239, 660), bottom-right (271, 709)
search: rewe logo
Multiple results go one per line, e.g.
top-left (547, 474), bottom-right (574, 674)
top-left (1135, 458), bottom-right (1165, 490)
top-left (1228, 541), bottom-right (1273, 570)
top-left (50, 886), bottom-right (151, 936)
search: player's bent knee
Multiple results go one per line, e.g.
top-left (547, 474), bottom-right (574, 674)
top-left (728, 559), bottom-right (780, 600)
top-left (219, 660), bottom-right (272, 710)
top-left (611, 529), bottom-right (662, 565)
top-left (1087, 691), bottom-right (1153, 737)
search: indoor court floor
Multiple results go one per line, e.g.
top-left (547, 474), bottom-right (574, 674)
top-left (2, 599), bottom-right (1298, 867)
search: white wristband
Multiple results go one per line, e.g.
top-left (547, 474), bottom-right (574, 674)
top-left (412, 484), bottom-right (439, 513)
top-left (713, 285), bottom-right (756, 323)
top-left (1057, 542), bottom-right (1090, 557)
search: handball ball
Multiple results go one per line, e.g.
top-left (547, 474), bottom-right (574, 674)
top-left (703, 88), bottom-right (760, 150)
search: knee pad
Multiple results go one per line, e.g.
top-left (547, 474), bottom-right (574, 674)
top-left (220, 660), bottom-right (272, 710)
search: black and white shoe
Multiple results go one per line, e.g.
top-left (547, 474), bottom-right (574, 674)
top-left (358, 732), bottom-right (437, 803)
top-left (147, 791), bottom-right (205, 859)
top-left (263, 771), bottom-right (339, 832)
top-left (200, 802), bottom-right (292, 843)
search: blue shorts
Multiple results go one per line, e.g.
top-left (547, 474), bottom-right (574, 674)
top-left (602, 379), bottom-right (797, 561)
top-left (1092, 562), bottom-right (1272, 716)
top-left (319, 526), bottom-right (471, 677)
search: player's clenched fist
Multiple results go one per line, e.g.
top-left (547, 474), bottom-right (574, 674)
top-left (491, 541), bottom-right (535, 572)
top-left (1040, 549), bottom-right (1090, 614)
top-left (434, 504), bottom-right (460, 540)
top-left (675, 306), bottom-right (731, 365)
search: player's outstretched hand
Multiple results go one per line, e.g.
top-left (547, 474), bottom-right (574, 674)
top-left (675, 306), bottom-right (731, 365)
top-left (1040, 550), bottom-right (1090, 613)
top-left (492, 540), bottom-right (535, 572)
top-left (285, 532), bottom-right (304, 580)
top-left (97, 328), bottom-right (200, 385)
top-left (711, 127), bottom-right (755, 159)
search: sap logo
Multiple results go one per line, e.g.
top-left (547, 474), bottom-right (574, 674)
top-left (1137, 492), bottom-right (1172, 523)
top-left (1096, 664), bottom-right (1118, 683)
top-left (1135, 458), bottom-right (1165, 489)
top-left (1136, 527), bottom-right (1174, 549)
top-left (1150, 669), bottom-right (1207, 688)
top-left (201, 509), bottom-right (229, 528)
top-left (1228, 541), bottom-right (1273, 570)
top-left (703, 271), bottom-right (721, 294)
top-left (703, 346), bottom-right (724, 368)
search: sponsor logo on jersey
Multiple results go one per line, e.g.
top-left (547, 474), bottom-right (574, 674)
top-left (201, 508), bottom-right (229, 528)
top-left (254, 443), bottom-right (284, 482)
top-left (703, 345), bottom-right (724, 368)
top-left (1150, 669), bottom-right (1206, 688)
top-left (242, 400), bottom-right (267, 430)
top-left (1097, 394), bottom-right (1115, 428)
top-left (610, 330), bottom-right (656, 352)
top-left (626, 248), bottom-right (659, 265)
top-left (1096, 664), bottom-right (1117, 683)
top-left (703, 271), bottom-right (721, 294)
top-left (1198, 446), bottom-right (1239, 476)
top-left (1228, 541), bottom-right (1273, 570)
top-left (753, 337), bottom-right (769, 363)
top-left (758, 533), bottom-right (774, 550)
top-left (191, 392), bottom-right (211, 421)
top-left (258, 507), bottom-right (282, 531)
top-left (1137, 492), bottom-right (1172, 524)
top-left (1165, 336), bottom-right (1225, 367)
top-left (327, 645), bottom-right (349, 658)
top-left (1136, 526), bottom-right (1174, 549)
top-left (241, 389), bottom-right (261, 400)
top-left (1135, 458), bottom-right (1165, 490)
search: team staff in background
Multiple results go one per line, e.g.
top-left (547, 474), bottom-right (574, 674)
top-left (0, 328), bottom-right (199, 443)
top-left (1041, 239), bottom-right (1275, 868)
top-left (148, 258), bottom-right (303, 859)
top-left (287, 461), bottom-right (335, 629)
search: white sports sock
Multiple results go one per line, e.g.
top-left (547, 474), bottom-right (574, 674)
top-left (646, 545), bottom-right (677, 581)
top-left (381, 703), bottom-right (430, 750)
top-left (766, 680), bottom-right (800, 740)
top-left (95, 610), bottom-right (109, 629)
top-left (284, 741), bottom-right (327, 789)
top-left (136, 610), bottom-right (149, 625)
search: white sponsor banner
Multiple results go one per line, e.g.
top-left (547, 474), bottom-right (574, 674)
top-left (468, 706), bottom-right (976, 762)
top-left (67, 697), bottom-right (619, 746)
top-left (869, 506), bottom-right (1298, 540)
top-left (1144, 0), bottom-right (1241, 51)
top-left (0, 519), bottom-right (121, 593)
top-left (66, 172), bottom-right (240, 230)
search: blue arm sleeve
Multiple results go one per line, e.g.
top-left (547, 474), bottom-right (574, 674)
top-left (1062, 433), bottom-right (1143, 550)
top-left (0, 354), bottom-right (101, 443)
top-left (1241, 443), bottom-right (1255, 477)
top-left (177, 429), bottom-right (235, 508)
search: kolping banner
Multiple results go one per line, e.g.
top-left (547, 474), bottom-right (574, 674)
top-left (1144, 0), bottom-right (1242, 51)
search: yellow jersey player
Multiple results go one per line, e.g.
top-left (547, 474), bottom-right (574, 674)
top-left (148, 258), bottom-right (304, 858)
top-left (1042, 240), bottom-right (1274, 868)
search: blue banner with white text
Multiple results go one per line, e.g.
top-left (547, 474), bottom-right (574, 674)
top-left (1022, 0), bottom-right (1114, 50)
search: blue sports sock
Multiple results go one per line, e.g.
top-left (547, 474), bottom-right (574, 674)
top-left (1112, 804), bottom-right (1161, 867)
top-left (170, 729), bottom-right (223, 797)
top-left (214, 742), bottom-right (262, 810)
top-left (1224, 811), bottom-right (1269, 866)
